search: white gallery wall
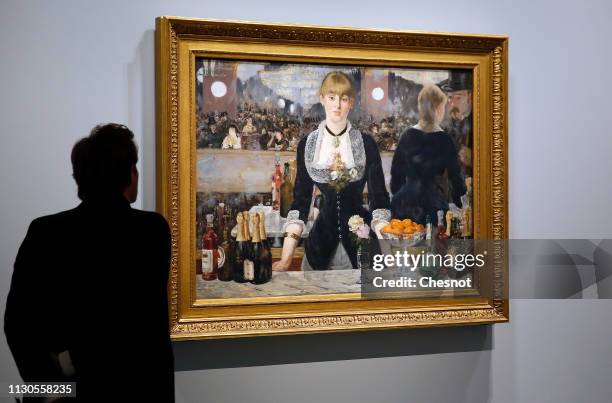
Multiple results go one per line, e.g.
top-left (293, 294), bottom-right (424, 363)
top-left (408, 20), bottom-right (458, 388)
top-left (1, 1), bottom-right (612, 402)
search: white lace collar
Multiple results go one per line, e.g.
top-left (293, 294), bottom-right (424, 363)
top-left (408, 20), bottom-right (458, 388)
top-left (304, 121), bottom-right (366, 184)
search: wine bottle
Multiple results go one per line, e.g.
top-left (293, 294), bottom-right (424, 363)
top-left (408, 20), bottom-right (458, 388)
top-left (254, 212), bottom-right (272, 284)
top-left (232, 212), bottom-right (251, 283)
top-left (196, 211), bottom-right (205, 250)
top-left (425, 214), bottom-right (433, 251)
top-left (271, 153), bottom-right (283, 212)
top-left (436, 210), bottom-right (449, 241)
top-left (280, 162), bottom-right (294, 217)
top-left (202, 214), bottom-right (224, 281)
top-left (216, 202), bottom-right (226, 238)
top-left (217, 210), bottom-right (233, 282)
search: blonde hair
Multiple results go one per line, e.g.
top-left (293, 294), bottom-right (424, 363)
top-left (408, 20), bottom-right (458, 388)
top-left (319, 71), bottom-right (355, 98)
top-left (417, 84), bottom-right (447, 132)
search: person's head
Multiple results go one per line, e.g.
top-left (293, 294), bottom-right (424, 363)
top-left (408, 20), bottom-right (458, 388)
top-left (319, 71), bottom-right (355, 126)
top-left (71, 123), bottom-right (138, 203)
top-left (447, 89), bottom-right (472, 121)
top-left (228, 124), bottom-right (238, 136)
top-left (439, 72), bottom-right (473, 121)
top-left (273, 127), bottom-right (283, 140)
top-left (417, 84), bottom-right (448, 131)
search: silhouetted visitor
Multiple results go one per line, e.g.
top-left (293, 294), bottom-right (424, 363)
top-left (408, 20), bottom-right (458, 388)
top-left (5, 123), bottom-right (175, 401)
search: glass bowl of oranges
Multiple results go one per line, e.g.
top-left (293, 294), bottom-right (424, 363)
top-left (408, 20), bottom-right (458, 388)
top-left (381, 218), bottom-right (426, 248)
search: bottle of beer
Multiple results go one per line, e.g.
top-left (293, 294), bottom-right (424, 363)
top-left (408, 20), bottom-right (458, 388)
top-left (202, 213), bottom-right (223, 281)
top-left (232, 212), bottom-right (251, 283)
top-left (253, 211), bottom-right (272, 284)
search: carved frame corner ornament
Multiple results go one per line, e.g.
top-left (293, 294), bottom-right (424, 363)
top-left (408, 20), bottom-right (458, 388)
top-left (155, 17), bottom-right (509, 339)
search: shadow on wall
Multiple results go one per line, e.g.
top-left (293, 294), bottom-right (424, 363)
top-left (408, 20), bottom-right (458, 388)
top-left (511, 239), bottom-right (612, 299)
top-left (128, 29), bottom-right (156, 212)
top-left (594, 239), bottom-right (612, 298)
top-left (173, 324), bottom-right (492, 371)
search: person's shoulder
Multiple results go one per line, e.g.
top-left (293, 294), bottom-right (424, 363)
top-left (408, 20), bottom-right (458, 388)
top-left (29, 207), bottom-right (81, 230)
top-left (128, 209), bottom-right (171, 243)
top-left (394, 127), bottom-right (414, 148)
top-left (297, 130), bottom-right (316, 150)
top-left (401, 126), bottom-right (422, 137)
top-left (437, 130), bottom-right (456, 147)
top-left (359, 131), bottom-right (380, 153)
top-left (359, 130), bottom-right (375, 145)
top-left (130, 209), bottom-right (169, 228)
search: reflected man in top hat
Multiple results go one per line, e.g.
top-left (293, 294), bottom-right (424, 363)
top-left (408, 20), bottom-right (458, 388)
top-left (439, 71), bottom-right (473, 177)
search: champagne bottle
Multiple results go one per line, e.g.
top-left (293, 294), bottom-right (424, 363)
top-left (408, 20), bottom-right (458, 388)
top-left (232, 212), bottom-right (251, 283)
top-left (445, 210), bottom-right (453, 238)
top-left (202, 214), bottom-right (224, 281)
top-left (257, 211), bottom-right (270, 250)
top-left (242, 213), bottom-right (257, 282)
top-left (254, 211), bottom-right (272, 284)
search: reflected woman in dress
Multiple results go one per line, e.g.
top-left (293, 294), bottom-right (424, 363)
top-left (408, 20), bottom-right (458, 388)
top-left (390, 84), bottom-right (466, 225)
top-left (272, 71), bottom-right (390, 271)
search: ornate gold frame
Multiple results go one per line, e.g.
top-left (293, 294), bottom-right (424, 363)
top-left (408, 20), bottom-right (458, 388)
top-left (155, 16), bottom-right (509, 340)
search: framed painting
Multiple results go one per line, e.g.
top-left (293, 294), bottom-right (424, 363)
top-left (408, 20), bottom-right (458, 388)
top-left (155, 17), bottom-right (509, 339)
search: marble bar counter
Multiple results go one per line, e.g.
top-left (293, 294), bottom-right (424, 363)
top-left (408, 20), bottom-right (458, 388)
top-left (196, 269), bottom-right (361, 299)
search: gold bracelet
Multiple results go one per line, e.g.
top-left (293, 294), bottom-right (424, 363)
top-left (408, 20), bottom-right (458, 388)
top-left (283, 232), bottom-right (301, 241)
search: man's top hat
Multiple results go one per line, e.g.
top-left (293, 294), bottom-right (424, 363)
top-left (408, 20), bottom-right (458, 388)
top-left (438, 71), bottom-right (472, 92)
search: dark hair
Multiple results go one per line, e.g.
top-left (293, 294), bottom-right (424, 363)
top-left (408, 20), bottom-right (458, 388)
top-left (71, 123), bottom-right (138, 201)
top-left (228, 124), bottom-right (238, 131)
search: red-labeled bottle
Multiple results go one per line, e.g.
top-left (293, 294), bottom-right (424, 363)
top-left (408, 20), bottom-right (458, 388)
top-left (202, 213), bottom-right (224, 281)
top-left (271, 153), bottom-right (283, 212)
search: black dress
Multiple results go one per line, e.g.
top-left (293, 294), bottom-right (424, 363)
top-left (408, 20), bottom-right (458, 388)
top-left (289, 124), bottom-right (390, 270)
top-left (390, 127), bottom-right (466, 225)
